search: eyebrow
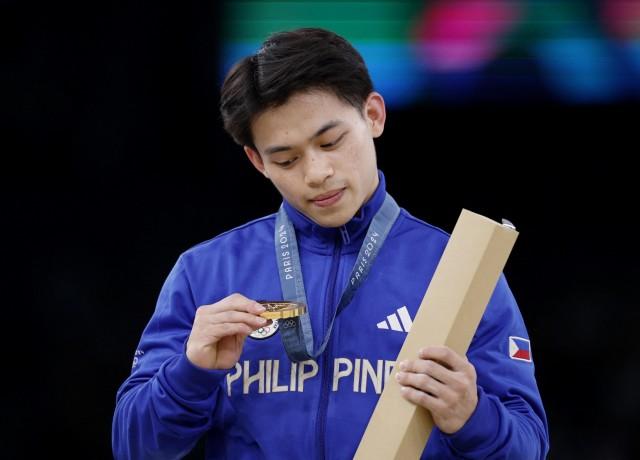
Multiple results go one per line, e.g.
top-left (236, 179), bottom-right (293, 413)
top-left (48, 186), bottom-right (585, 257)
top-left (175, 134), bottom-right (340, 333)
top-left (263, 120), bottom-right (343, 155)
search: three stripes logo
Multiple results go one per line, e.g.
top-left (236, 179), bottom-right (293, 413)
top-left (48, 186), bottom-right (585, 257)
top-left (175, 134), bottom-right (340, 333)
top-left (376, 306), bottom-right (413, 333)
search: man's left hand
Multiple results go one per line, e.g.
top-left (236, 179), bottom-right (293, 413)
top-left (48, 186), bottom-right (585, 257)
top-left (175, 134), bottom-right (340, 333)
top-left (395, 346), bottom-right (478, 434)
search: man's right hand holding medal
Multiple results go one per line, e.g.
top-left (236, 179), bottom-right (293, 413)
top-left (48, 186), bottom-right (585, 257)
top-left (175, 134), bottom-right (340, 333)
top-left (185, 293), bottom-right (267, 370)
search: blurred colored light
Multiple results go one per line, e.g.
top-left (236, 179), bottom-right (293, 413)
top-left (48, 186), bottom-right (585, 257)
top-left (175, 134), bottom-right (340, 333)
top-left (602, 0), bottom-right (640, 40)
top-left (623, 40), bottom-right (640, 95)
top-left (354, 43), bottom-right (427, 108)
top-left (220, 1), bottom-right (639, 105)
top-left (535, 38), bottom-right (622, 103)
top-left (414, 0), bottom-right (521, 72)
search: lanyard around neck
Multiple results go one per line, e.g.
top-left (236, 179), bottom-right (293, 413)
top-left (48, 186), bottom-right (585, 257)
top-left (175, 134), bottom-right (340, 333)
top-left (274, 193), bottom-right (400, 362)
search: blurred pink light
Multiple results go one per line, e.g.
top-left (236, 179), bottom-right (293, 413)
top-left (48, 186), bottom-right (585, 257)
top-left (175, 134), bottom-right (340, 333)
top-left (414, 0), bottom-right (521, 72)
top-left (602, 0), bottom-right (640, 39)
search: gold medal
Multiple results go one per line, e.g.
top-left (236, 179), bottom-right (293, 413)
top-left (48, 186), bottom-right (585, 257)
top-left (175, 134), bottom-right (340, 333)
top-left (258, 301), bottom-right (307, 319)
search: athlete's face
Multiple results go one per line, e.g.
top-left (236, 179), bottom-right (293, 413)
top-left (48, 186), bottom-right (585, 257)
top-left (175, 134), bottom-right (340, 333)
top-left (244, 90), bottom-right (386, 228)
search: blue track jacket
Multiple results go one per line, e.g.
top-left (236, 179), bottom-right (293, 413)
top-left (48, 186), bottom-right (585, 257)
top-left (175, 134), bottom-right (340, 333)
top-left (113, 172), bottom-right (549, 459)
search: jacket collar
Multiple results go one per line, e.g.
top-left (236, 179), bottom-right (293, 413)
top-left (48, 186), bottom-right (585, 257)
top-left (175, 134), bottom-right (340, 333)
top-left (282, 170), bottom-right (387, 252)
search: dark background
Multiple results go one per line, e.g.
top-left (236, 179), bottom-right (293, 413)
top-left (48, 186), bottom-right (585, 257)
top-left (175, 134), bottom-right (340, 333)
top-left (3, 1), bottom-right (638, 459)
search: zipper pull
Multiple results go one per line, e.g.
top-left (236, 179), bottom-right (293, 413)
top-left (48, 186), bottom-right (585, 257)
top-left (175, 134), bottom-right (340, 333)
top-left (339, 225), bottom-right (350, 245)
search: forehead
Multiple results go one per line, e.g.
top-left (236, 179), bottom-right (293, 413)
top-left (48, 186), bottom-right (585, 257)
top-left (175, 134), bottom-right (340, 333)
top-left (251, 91), bottom-right (359, 148)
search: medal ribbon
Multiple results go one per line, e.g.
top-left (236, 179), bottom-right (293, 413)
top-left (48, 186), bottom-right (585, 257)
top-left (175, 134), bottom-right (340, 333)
top-left (274, 193), bottom-right (400, 362)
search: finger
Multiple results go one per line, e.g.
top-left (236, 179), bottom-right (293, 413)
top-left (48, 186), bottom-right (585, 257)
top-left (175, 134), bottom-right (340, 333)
top-left (418, 346), bottom-right (468, 372)
top-left (398, 359), bottom-right (451, 385)
top-left (209, 310), bottom-right (268, 329)
top-left (396, 370), bottom-right (447, 398)
top-left (208, 322), bottom-right (254, 340)
top-left (200, 294), bottom-right (266, 315)
top-left (217, 293), bottom-right (266, 314)
top-left (399, 385), bottom-right (447, 412)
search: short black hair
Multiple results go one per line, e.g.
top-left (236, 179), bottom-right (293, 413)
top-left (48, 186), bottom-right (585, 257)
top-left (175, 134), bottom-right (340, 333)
top-left (220, 28), bottom-right (374, 150)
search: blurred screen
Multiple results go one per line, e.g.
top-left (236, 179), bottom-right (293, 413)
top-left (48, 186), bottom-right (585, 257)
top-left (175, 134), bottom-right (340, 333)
top-left (220, 0), bottom-right (640, 107)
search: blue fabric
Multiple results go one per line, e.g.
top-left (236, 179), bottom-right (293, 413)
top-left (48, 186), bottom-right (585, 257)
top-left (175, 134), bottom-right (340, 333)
top-left (112, 171), bottom-right (549, 459)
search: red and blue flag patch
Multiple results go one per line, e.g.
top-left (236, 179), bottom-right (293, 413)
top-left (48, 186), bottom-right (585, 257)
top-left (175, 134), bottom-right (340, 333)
top-left (508, 336), bottom-right (532, 362)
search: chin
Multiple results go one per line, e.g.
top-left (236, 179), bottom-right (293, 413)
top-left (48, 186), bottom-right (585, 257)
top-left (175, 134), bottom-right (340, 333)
top-left (316, 217), bottom-right (350, 228)
top-left (309, 208), bottom-right (354, 228)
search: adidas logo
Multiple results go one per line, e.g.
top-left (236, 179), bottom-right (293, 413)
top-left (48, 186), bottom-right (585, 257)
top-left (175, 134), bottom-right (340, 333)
top-left (377, 306), bottom-right (413, 333)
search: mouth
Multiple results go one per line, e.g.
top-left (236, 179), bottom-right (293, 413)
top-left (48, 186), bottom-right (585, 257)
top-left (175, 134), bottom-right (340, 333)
top-left (310, 188), bottom-right (346, 208)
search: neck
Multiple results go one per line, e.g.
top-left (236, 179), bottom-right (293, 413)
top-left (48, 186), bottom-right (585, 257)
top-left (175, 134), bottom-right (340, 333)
top-left (359, 173), bottom-right (380, 213)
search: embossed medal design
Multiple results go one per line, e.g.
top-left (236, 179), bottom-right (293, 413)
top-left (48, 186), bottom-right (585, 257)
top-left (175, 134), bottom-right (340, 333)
top-left (258, 301), bottom-right (307, 320)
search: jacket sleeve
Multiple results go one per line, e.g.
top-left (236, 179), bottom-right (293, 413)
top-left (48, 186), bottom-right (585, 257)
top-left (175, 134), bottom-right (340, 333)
top-left (438, 275), bottom-right (550, 459)
top-left (112, 256), bottom-right (229, 459)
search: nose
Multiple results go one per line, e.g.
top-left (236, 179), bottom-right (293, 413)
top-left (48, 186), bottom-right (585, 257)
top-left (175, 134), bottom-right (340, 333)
top-left (304, 150), bottom-right (334, 187)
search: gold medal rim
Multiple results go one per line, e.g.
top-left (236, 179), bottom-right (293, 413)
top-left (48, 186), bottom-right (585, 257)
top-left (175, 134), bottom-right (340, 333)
top-left (257, 301), bottom-right (307, 319)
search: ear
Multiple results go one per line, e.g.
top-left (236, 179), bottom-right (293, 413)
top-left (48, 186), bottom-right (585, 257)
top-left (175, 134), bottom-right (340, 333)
top-left (364, 92), bottom-right (386, 138)
top-left (244, 146), bottom-right (270, 178)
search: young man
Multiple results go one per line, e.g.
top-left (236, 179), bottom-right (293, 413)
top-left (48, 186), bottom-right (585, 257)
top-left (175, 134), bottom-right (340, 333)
top-left (112, 28), bottom-right (549, 459)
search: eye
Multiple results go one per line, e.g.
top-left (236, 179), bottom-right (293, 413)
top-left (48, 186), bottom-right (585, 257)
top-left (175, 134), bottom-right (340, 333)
top-left (274, 158), bottom-right (297, 167)
top-left (321, 132), bottom-right (346, 149)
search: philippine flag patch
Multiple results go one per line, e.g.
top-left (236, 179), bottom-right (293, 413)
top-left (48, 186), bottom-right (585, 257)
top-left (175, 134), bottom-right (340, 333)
top-left (508, 336), bottom-right (532, 362)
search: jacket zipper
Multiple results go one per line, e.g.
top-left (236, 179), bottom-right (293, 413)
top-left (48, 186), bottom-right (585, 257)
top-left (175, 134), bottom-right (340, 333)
top-left (316, 233), bottom-right (343, 460)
